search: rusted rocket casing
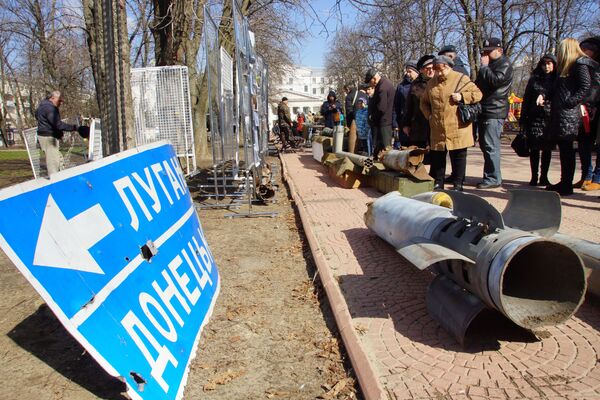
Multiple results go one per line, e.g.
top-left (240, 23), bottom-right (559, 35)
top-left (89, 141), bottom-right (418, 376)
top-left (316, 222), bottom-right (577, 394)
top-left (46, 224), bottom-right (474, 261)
top-left (365, 191), bottom-right (587, 344)
top-left (379, 148), bottom-right (425, 170)
top-left (335, 151), bottom-right (374, 168)
top-left (378, 148), bottom-right (432, 181)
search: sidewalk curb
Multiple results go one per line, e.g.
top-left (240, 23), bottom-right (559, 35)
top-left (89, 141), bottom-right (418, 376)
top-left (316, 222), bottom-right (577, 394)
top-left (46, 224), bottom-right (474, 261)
top-left (279, 153), bottom-right (385, 400)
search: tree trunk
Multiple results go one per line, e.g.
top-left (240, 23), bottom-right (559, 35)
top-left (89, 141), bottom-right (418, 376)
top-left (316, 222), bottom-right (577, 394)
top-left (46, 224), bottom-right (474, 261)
top-left (83, 0), bottom-right (135, 155)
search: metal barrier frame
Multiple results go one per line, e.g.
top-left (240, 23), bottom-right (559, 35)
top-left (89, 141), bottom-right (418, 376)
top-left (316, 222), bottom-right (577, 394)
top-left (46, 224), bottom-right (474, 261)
top-left (23, 124), bottom-right (98, 179)
top-left (130, 65), bottom-right (196, 174)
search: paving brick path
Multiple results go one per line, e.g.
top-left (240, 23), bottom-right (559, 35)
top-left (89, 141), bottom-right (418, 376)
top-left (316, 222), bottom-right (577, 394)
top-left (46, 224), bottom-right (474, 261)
top-left (281, 145), bottom-right (600, 400)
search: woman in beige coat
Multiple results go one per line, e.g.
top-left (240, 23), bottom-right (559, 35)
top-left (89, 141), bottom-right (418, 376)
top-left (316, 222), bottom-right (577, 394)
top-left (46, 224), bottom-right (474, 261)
top-left (421, 55), bottom-right (483, 191)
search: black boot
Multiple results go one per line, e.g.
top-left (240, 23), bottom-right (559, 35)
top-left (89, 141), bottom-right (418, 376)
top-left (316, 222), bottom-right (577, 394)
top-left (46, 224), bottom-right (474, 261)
top-left (539, 150), bottom-right (551, 186)
top-left (452, 182), bottom-right (463, 191)
top-left (529, 176), bottom-right (538, 186)
top-left (529, 150), bottom-right (539, 186)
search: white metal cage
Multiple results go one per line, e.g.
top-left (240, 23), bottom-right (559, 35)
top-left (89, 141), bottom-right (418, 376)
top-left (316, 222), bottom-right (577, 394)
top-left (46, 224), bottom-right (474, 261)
top-left (130, 66), bottom-right (196, 173)
top-left (88, 118), bottom-right (103, 161)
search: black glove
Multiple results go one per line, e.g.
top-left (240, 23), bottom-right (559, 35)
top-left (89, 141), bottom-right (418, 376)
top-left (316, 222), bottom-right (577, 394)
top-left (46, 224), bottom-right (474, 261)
top-left (77, 125), bottom-right (90, 139)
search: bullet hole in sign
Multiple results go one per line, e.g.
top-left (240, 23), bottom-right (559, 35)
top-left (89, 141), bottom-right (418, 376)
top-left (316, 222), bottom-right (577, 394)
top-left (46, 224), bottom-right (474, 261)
top-left (130, 371), bottom-right (146, 392)
top-left (140, 240), bottom-right (158, 261)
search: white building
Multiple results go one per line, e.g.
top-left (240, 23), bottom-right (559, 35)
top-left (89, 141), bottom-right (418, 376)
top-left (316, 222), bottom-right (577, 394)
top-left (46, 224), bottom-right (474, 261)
top-left (270, 65), bottom-right (337, 124)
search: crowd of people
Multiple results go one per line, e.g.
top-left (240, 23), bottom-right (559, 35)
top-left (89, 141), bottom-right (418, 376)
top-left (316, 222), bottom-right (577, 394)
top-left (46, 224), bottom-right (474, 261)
top-left (277, 35), bottom-right (600, 196)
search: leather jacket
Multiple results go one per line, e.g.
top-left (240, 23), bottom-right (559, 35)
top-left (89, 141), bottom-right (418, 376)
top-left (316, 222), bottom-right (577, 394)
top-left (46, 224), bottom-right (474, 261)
top-left (475, 55), bottom-right (514, 119)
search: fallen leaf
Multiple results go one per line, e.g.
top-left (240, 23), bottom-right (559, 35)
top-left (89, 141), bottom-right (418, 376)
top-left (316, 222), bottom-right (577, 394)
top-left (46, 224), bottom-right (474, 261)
top-left (354, 324), bottom-right (368, 335)
top-left (320, 378), bottom-right (349, 399)
top-left (265, 388), bottom-right (290, 398)
top-left (203, 369), bottom-right (245, 391)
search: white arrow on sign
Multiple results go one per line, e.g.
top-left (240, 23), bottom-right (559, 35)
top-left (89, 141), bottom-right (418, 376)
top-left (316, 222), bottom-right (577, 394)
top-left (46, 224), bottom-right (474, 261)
top-left (33, 194), bottom-right (114, 274)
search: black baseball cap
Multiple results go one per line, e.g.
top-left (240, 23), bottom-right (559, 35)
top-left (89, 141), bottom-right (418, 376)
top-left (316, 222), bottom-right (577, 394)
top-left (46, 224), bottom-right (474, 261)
top-left (482, 38), bottom-right (503, 51)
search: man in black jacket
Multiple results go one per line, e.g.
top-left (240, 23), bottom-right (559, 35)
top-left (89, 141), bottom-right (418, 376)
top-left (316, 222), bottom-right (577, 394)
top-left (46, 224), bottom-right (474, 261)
top-left (394, 60), bottom-right (419, 146)
top-left (475, 38), bottom-right (513, 189)
top-left (365, 68), bottom-right (395, 155)
top-left (277, 97), bottom-right (293, 149)
top-left (35, 90), bottom-right (79, 177)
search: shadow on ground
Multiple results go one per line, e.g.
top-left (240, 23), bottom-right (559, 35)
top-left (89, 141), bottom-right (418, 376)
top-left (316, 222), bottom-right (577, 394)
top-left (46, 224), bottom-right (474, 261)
top-left (8, 304), bottom-right (127, 400)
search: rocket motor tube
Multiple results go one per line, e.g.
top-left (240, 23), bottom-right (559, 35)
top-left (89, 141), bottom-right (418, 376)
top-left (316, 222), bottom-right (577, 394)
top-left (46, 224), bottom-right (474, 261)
top-left (333, 125), bottom-right (344, 153)
top-left (486, 236), bottom-right (586, 329)
top-left (364, 192), bottom-right (455, 247)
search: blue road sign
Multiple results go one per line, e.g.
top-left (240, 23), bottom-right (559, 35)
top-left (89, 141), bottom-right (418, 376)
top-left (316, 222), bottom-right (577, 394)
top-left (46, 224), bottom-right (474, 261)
top-left (0, 142), bottom-right (220, 400)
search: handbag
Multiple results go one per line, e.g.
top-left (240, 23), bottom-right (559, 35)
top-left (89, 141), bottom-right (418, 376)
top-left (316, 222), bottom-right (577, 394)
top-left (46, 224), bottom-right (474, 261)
top-left (453, 75), bottom-right (481, 124)
top-left (511, 130), bottom-right (530, 157)
top-left (458, 103), bottom-right (482, 124)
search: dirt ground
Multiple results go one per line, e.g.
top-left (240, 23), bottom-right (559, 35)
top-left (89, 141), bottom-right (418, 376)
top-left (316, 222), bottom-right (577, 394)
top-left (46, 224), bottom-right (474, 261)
top-left (0, 151), bottom-right (360, 399)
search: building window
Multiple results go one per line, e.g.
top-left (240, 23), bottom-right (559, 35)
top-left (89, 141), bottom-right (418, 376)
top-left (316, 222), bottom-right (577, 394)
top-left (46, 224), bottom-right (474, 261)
top-left (320, 87), bottom-right (325, 94)
top-left (289, 88), bottom-right (293, 91)
top-left (304, 85), bottom-right (308, 92)
top-left (313, 88), bottom-right (316, 95)
top-left (320, 77), bottom-right (324, 83)
top-left (313, 77), bottom-right (316, 83)
top-left (288, 77), bottom-right (293, 84)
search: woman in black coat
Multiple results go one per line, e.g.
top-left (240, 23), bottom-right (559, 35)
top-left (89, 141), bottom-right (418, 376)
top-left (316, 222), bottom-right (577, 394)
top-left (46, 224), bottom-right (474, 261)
top-left (520, 54), bottom-right (557, 186)
top-left (576, 37), bottom-right (600, 191)
top-left (546, 38), bottom-right (593, 196)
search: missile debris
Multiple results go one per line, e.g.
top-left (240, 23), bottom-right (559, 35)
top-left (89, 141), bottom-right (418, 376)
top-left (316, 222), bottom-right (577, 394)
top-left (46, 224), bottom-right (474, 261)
top-left (334, 151), bottom-right (374, 169)
top-left (365, 190), bottom-right (589, 344)
top-left (378, 148), bottom-right (432, 181)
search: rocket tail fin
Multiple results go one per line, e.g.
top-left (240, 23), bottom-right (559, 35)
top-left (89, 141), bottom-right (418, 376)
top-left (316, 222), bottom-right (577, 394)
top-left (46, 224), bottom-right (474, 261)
top-left (396, 237), bottom-right (475, 271)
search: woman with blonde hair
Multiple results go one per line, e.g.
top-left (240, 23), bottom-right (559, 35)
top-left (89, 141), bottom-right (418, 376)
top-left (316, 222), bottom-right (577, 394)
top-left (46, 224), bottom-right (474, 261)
top-left (546, 38), bottom-right (593, 195)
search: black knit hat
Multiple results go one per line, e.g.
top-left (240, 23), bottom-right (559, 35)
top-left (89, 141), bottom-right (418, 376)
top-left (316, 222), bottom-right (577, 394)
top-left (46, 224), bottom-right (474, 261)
top-left (438, 45), bottom-right (457, 55)
top-left (282, 97), bottom-right (288, 102)
top-left (416, 54), bottom-right (435, 70)
top-left (405, 60), bottom-right (418, 73)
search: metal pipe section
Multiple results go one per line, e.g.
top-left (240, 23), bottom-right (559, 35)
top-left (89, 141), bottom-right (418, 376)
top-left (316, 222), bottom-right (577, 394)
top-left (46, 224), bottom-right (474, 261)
top-left (333, 125), bottom-right (344, 153)
top-left (551, 233), bottom-right (600, 272)
top-left (365, 192), bottom-right (587, 333)
top-left (379, 149), bottom-right (424, 171)
top-left (335, 151), bottom-right (374, 168)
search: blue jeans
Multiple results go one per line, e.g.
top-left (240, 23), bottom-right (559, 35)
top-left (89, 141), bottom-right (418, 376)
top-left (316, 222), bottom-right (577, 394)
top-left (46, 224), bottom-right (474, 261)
top-left (478, 118), bottom-right (504, 185)
top-left (578, 134), bottom-right (600, 183)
